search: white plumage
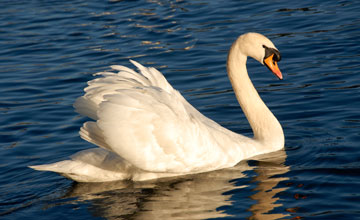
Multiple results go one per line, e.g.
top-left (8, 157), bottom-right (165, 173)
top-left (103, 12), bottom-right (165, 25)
top-left (30, 33), bottom-right (285, 182)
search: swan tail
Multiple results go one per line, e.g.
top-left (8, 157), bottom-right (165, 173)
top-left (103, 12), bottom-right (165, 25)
top-left (29, 148), bottom-right (129, 182)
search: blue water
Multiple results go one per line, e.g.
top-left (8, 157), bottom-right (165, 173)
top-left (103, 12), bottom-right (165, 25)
top-left (1, 0), bottom-right (360, 219)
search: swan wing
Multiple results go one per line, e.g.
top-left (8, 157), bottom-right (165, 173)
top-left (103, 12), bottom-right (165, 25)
top-left (74, 61), bottom-right (236, 173)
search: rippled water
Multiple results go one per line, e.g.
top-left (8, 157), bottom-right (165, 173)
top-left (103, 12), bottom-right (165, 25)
top-left (1, 0), bottom-right (360, 219)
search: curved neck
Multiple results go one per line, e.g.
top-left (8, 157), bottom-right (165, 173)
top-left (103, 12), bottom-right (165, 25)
top-left (227, 39), bottom-right (284, 149)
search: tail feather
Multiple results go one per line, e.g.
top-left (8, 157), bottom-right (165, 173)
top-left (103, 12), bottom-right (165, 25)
top-left (29, 148), bottom-right (129, 182)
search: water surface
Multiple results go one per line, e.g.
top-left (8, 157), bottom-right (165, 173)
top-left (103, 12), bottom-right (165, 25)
top-left (1, 0), bottom-right (360, 219)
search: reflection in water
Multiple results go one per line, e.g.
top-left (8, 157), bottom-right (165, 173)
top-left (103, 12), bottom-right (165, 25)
top-left (248, 151), bottom-right (289, 220)
top-left (63, 150), bottom-right (289, 219)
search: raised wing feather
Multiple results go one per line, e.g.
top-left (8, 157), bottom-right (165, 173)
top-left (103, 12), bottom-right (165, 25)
top-left (74, 60), bottom-right (235, 173)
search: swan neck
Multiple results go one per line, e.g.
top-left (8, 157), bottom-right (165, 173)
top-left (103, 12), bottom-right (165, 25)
top-left (227, 39), bottom-right (284, 149)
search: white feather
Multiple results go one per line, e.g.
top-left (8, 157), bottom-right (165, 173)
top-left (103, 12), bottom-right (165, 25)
top-left (30, 33), bottom-right (285, 182)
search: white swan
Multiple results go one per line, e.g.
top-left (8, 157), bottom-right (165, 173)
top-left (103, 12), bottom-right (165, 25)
top-left (30, 33), bottom-right (284, 182)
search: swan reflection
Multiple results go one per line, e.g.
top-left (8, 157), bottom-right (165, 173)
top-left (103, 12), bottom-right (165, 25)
top-left (63, 150), bottom-right (289, 219)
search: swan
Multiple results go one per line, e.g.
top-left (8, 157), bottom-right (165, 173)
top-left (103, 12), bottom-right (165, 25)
top-left (30, 32), bottom-right (284, 182)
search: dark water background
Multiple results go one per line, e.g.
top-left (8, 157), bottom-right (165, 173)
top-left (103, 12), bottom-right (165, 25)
top-left (1, 0), bottom-right (360, 219)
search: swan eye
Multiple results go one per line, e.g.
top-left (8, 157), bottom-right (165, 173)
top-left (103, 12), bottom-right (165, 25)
top-left (273, 50), bottom-right (281, 62)
top-left (263, 45), bottom-right (281, 62)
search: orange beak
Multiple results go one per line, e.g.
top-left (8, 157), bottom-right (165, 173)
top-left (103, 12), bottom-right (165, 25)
top-left (264, 54), bottom-right (283, 80)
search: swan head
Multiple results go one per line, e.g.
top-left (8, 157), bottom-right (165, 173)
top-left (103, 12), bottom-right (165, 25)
top-left (237, 33), bottom-right (283, 79)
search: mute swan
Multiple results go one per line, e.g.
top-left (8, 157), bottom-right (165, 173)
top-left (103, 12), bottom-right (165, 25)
top-left (30, 33), bottom-right (284, 182)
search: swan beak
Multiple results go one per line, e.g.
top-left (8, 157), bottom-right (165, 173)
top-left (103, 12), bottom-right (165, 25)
top-left (264, 54), bottom-right (283, 80)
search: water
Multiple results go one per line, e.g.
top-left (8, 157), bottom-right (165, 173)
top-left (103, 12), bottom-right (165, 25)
top-left (1, 0), bottom-right (359, 219)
